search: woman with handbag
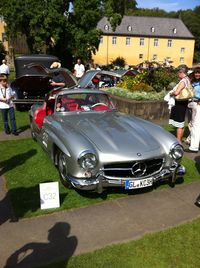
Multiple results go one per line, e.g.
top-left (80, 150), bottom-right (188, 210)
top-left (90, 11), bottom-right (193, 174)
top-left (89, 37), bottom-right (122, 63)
top-left (169, 65), bottom-right (192, 143)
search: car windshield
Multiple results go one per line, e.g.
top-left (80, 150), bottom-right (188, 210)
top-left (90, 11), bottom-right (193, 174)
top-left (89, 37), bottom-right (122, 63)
top-left (55, 92), bottom-right (115, 112)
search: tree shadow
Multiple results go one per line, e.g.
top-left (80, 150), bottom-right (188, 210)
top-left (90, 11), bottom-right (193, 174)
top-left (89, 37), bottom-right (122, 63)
top-left (0, 184), bottom-right (68, 224)
top-left (0, 149), bottom-right (37, 176)
top-left (17, 124), bottom-right (30, 133)
top-left (5, 222), bottom-right (77, 268)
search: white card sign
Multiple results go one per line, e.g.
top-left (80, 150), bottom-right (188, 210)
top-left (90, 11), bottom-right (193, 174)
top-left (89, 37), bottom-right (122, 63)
top-left (39, 182), bottom-right (60, 209)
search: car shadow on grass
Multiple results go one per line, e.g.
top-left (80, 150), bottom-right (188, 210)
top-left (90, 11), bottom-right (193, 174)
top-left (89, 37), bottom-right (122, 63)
top-left (75, 178), bottom-right (184, 200)
top-left (17, 124), bottom-right (30, 133)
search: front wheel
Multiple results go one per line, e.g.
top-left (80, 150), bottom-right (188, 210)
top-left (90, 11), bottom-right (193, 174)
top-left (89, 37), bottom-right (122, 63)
top-left (57, 151), bottom-right (72, 188)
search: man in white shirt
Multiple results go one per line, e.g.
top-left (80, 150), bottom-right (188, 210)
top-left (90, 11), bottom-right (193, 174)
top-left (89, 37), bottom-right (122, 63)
top-left (0, 59), bottom-right (10, 76)
top-left (0, 74), bottom-right (18, 135)
top-left (73, 58), bottom-right (85, 80)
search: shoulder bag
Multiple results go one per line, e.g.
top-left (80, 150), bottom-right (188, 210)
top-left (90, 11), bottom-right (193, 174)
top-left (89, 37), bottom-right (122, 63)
top-left (175, 78), bottom-right (194, 101)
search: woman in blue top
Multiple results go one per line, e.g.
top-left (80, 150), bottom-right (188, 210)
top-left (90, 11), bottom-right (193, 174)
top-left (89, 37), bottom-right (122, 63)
top-left (186, 65), bottom-right (200, 152)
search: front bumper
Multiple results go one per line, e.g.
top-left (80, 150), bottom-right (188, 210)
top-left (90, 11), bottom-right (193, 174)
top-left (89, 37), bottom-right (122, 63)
top-left (65, 164), bottom-right (186, 193)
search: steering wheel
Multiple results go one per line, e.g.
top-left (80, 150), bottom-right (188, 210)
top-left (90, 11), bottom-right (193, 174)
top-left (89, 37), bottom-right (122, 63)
top-left (91, 103), bottom-right (109, 111)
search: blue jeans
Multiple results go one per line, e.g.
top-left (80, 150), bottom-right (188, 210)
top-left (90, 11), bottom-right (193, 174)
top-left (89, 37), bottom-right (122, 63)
top-left (1, 107), bottom-right (17, 133)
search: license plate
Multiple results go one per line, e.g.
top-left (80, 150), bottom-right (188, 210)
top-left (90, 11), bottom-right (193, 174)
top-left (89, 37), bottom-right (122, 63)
top-left (125, 178), bottom-right (153, 190)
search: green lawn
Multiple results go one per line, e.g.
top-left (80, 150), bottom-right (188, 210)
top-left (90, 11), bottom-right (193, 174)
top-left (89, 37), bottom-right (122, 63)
top-left (0, 110), bottom-right (30, 132)
top-left (40, 217), bottom-right (200, 268)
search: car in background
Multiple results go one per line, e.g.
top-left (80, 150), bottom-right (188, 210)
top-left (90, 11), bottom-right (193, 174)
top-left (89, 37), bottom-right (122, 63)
top-left (29, 87), bottom-right (185, 193)
top-left (77, 69), bottom-right (138, 90)
top-left (11, 54), bottom-right (77, 110)
top-left (77, 70), bottom-right (122, 89)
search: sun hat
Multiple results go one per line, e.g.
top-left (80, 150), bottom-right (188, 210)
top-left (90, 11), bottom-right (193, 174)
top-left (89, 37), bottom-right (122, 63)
top-left (50, 61), bottom-right (61, 69)
top-left (193, 64), bottom-right (200, 72)
top-left (176, 64), bottom-right (188, 74)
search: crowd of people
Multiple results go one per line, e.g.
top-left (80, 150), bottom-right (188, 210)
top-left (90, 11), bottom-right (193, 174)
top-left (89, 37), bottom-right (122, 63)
top-left (166, 64), bottom-right (200, 153)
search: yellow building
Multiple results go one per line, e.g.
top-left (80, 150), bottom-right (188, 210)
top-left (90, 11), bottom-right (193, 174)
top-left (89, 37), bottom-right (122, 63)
top-left (0, 15), bottom-right (8, 51)
top-left (93, 16), bottom-right (195, 68)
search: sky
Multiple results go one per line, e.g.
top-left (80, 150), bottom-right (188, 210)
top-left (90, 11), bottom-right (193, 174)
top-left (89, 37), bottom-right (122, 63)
top-left (136, 0), bottom-right (199, 12)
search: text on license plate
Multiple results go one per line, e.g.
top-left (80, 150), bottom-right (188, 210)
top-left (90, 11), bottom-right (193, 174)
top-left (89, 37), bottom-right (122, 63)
top-left (125, 178), bottom-right (153, 190)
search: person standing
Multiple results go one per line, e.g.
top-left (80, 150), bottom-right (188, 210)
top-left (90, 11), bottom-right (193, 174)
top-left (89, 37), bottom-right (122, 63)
top-left (0, 59), bottom-right (10, 76)
top-left (186, 65), bottom-right (200, 152)
top-left (73, 58), bottom-right (85, 80)
top-left (169, 65), bottom-right (191, 143)
top-left (49, 62), bottom-right (66, 88)
top-left (0, 74), bottom-right (18, 135)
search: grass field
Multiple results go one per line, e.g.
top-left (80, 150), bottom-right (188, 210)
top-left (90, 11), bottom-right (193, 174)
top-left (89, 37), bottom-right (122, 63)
top-left (40, 217), bottom-right (200, 268)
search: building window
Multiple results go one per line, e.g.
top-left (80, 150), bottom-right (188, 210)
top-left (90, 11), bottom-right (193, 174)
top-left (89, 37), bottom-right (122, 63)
top-left (180, 57), bottom-right (184, 63)
top-left (127, 25), bottom-right (132, 32)
top-left (126, 37), bottom-right (131, 45)
top-left (180, 47), bottom-right (185, 54)
top-left (154, 38), bottom-right (158, 47)
top-left (151, 27), bottom-right (155, 33)
top-left (140, 38), bottom-right (144, 46)
top-left (100, 37), bottom-right (103, 44)
top-left (104, 24), bottom-right (109, 31)
top-left (173, 28), bottom-right (177, 34)
top-left (152, 54), bottom-right (157, 61)
top-left (139, 54), bottom-right (143, 59)
top-left (167, 39), bottom-right (172, 47)
top-left (112, 36), bottom-right (117, 45)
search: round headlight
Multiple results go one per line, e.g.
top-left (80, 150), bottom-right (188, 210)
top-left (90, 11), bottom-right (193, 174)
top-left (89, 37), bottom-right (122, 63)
top-left (78, 151), bottom-right (97, 170)
top-left (170, 144), bottom-right (184, 160)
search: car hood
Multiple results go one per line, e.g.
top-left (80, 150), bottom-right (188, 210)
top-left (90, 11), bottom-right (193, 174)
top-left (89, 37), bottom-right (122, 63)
top-left (11, 66), bottom-right (77, 94)
top-left (61, 112), bottom-right (163, 158)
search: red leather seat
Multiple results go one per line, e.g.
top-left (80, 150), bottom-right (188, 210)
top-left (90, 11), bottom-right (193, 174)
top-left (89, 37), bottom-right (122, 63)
top-left (62, 99), bottom-right (78, 111)
top-left (34, 103), bottom-right (46, 129)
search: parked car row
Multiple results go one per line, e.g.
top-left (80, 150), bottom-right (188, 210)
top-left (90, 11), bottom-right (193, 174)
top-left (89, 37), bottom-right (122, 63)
top-left (11, 54), bottom-right (137, 110)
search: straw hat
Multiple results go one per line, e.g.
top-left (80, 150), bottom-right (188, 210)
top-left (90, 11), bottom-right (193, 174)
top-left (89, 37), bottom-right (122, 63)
top-left (194, 64), bottom-right (200, 71)
top-left (50, 61), bottom-right (61, 69)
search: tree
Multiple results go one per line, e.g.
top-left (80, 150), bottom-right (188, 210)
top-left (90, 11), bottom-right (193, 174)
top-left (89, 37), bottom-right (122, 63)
top-left (0, 41), bottom-right (7, 63)
top-left (0, 0), bottom-right (138, 68)
top-left (177, 7), bottom-right (200, 63)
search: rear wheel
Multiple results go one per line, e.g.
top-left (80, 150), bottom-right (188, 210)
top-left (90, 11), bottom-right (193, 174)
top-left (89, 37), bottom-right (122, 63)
top-left (57, 151), bottom-right (72, 188)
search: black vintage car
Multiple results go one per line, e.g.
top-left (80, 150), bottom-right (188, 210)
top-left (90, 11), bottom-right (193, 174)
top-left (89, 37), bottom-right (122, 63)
top-left (11, 54), bottom-right (77, 110)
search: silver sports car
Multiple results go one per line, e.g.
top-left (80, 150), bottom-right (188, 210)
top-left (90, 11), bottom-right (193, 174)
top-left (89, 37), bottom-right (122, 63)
top-left (29, 88), bottom-right (185, 193)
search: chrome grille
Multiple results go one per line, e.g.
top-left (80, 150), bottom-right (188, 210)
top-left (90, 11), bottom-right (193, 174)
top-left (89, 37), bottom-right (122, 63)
top-left (103, 159), bottom-right (163, 178)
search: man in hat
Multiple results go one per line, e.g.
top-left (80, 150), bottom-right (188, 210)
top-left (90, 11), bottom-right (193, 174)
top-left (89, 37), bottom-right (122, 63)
top-left (49, 62), bottom-right (65, 88)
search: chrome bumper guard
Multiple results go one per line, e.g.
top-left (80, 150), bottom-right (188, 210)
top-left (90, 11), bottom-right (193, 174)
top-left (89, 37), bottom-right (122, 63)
top-left (67, 164), bottom-right (186, 193)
